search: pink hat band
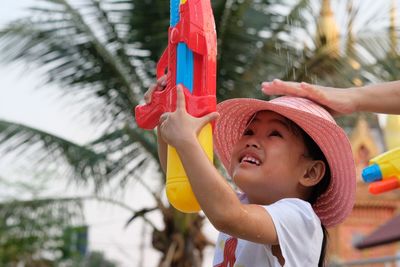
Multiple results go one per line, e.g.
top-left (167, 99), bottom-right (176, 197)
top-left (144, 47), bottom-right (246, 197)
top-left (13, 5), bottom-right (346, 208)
top-left (213, 96), bottom-right (356, 227)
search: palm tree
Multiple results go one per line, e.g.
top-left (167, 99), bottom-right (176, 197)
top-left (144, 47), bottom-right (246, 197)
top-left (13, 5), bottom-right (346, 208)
top-left (0, 0), bottom-right (397, 266)
top-left (0, 194), bottom-right (85, 266)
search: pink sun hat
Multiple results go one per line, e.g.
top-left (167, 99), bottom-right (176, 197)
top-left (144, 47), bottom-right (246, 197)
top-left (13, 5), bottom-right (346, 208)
top-left (213, 96), bottom-right (356, 228)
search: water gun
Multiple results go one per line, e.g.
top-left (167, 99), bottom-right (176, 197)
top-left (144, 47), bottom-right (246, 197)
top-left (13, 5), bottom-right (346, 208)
top-left (134, 0), bottom-right (217, 213)
top-left (362, 147), bottom-right (400, 194)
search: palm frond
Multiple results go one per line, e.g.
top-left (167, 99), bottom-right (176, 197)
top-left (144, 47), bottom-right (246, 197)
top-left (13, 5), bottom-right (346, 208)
top-left (0, 119), bottom-right (161, 193)
top-left (215, 0), bottom-right (300, 100)
top-left (0, 120), bottom-right (107, 184)
top-left (0, 0), bottom-right (149, 128)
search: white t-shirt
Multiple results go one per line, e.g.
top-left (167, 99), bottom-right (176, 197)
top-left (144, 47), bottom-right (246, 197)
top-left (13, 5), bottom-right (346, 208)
top-left (212, 197), bottom-right (323, 267)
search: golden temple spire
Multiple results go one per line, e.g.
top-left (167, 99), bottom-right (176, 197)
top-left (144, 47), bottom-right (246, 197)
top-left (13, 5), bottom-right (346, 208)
top-left (346, 0), bottom-right (363, 87)
top-left (316, 0), bottom-right (340, 55)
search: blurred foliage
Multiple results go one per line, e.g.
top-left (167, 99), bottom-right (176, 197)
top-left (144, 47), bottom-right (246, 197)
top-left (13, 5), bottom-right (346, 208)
top-left (77, 251), bottom-right (118, 267)
top-left (0, 197), bottom-right (85, 266)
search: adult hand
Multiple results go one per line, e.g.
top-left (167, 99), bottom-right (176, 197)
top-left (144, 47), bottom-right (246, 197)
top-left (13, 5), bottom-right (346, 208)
top-left (261, 79), bottom-right (357, 116)
top-left (158, 85), bottom-right (219, 149)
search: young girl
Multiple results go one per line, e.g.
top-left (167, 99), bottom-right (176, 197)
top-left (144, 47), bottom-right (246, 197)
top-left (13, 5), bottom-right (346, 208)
top-left (149, 81), bottom-right (356, 266)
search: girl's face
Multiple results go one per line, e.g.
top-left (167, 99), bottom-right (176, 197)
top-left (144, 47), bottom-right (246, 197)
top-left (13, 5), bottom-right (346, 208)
top-left (229, 111), bottom-right (313, 205)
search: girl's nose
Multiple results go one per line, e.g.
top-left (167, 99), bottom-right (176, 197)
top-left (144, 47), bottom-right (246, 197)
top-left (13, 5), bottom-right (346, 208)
top-left (245, 139), bottom-right (260, 149)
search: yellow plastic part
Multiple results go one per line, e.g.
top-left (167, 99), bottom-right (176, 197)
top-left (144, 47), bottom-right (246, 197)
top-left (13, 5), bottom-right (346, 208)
top-left (384, 115), bottom-right (400, 150)
top-left (370, 147), bottom-right (400, 180)
top-left (166, 123), bottom-right (213, 213)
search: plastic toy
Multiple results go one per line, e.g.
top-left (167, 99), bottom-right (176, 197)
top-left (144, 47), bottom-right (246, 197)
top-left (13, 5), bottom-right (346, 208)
top-left (135, 0), bottom-right (217, 212)
top-left (362, 147), bottom-right (400, 194)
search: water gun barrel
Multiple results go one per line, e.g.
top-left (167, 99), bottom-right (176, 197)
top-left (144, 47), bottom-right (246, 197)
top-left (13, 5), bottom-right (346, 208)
top-left (368, 177), bottom-right (400, 194)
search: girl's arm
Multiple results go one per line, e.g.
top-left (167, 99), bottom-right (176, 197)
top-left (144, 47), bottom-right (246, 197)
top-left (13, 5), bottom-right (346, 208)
top-left (177, 138), bottom-right (279, 245)
top-left (157, 128), bottom-right (167, 173)
top-left (159, 85), bottom-right (279, 245)
top-left (262, 79), bottom-right (400, 115)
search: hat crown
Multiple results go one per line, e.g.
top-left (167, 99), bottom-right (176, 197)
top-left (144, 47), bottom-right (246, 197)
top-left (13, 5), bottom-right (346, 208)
top-left (270, 96), bottom-right (335, 124)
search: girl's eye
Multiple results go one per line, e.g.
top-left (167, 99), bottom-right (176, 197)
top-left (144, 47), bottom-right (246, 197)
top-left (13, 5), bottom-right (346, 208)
top-left (269, 130), bottom-right (282, 137)
top-left (243, 129), bottom-right (254, 136)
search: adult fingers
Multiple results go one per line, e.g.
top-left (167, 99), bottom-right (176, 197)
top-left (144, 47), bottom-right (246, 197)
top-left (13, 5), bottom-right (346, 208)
top-left (300, 82), bottom-right (327, 101)
top-left (299, 83), bottom-right (342, 116)
top-left (261, 79), bottom-right (304, 97)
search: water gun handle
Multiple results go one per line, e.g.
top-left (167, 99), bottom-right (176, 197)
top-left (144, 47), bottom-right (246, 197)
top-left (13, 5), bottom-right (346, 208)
top-left (134, 48), bottom-right (169, 130)
top-left (166, 124), bottom-right (213, 212)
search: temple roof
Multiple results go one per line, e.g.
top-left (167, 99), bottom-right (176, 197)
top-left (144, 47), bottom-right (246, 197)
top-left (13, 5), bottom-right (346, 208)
top-left (350, 116), bottom-right (379, 158)
top-left (355, 214), bottom-right (400, 249)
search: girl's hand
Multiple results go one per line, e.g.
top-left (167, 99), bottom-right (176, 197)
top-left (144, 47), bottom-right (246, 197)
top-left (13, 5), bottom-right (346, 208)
top-left (158, 84), bottom-right (219, 150)
top-left (144, 75), bottom-right (167, 104)
top-left (261, 79), bottom-right (357, 116)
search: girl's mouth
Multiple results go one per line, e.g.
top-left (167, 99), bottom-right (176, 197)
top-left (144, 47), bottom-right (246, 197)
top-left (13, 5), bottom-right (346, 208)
top-left (240, 155), bottom-right (261, 166)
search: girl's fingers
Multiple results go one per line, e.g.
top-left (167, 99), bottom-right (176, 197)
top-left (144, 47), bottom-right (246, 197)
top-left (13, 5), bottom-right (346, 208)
top-left (157, 75), bottom-right (167, 87)
top-left (144, 83), bottom-right (157, 103)
top-left (176, 85), bottom-right (186, 111)
top-left (159, 112), bottom-right (171, 124)
top-left (200, 112), bottom-right (220, 126)
top-left (144, 75), bottom-right (168, 104)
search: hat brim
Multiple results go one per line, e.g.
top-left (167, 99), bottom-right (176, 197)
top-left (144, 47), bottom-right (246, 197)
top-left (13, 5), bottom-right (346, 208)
top-left (214, 97), bottom-right (356, 227)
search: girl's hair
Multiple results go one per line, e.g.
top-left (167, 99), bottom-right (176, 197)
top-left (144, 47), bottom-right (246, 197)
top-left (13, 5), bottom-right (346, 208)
top-left (286, 119), bottom-right (331, 267)
top-left (302, 132), bottom-right (330, 267)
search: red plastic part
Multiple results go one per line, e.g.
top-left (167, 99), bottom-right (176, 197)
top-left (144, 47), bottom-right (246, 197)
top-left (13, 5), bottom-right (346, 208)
top-left (135, 0), bottom-right (217, 130)
top-left (369, 177), bottom-right (400, 194)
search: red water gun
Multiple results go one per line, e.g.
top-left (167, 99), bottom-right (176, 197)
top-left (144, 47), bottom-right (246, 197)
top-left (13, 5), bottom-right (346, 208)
top-left (135, 0), bottom-right (217, 213)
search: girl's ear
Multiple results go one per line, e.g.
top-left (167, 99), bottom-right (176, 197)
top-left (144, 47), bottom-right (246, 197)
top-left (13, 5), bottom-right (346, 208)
top-left (300, 160), bottom-right (326, 187)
